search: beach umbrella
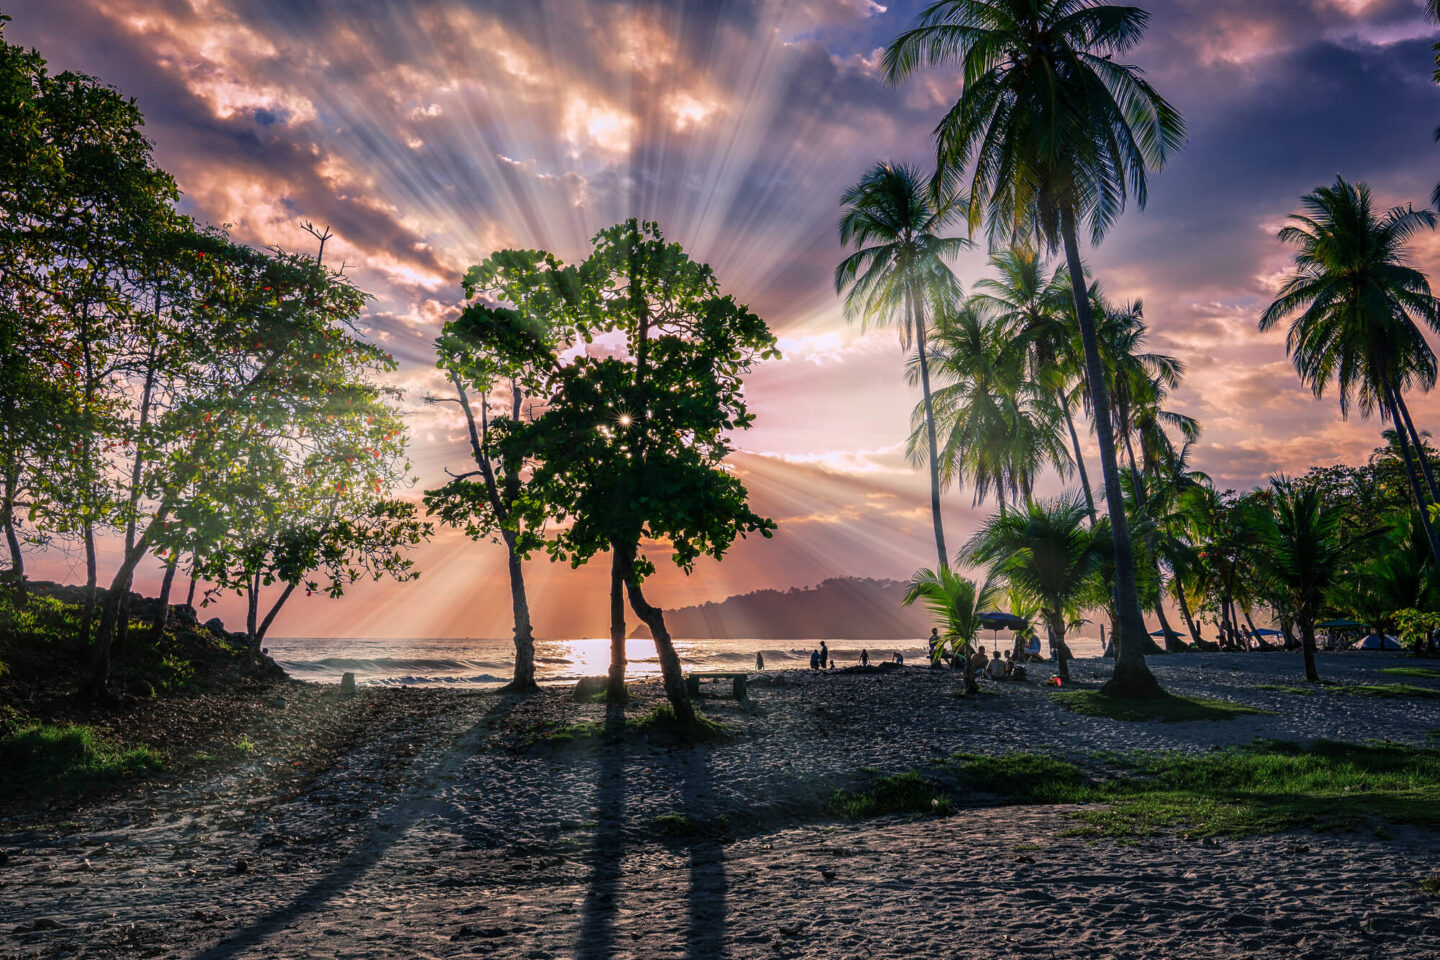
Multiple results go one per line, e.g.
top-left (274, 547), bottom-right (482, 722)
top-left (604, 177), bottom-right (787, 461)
top-left (979, 611), bottom-right (1027, 630)
top-left (1316, 618), bottom-right (1365, 629)
top-left (1253, 628), bottom-right (1283, 637)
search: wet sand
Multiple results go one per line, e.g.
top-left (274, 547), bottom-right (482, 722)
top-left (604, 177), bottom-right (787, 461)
top-left (2, 651), bottom-right (1438, 959)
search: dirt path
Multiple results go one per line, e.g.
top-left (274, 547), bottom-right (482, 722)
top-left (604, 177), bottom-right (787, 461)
top-left (4, 657), bottom-right (1440, 959)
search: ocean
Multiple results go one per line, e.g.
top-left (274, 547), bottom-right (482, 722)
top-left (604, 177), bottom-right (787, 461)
top-left (265, 634), bottom-right (1109, 687)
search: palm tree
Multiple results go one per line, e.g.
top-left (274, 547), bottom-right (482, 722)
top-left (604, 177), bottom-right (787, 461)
top-left (972, 249), bottom-right (1097, 515)
top-left (911, 303), bottom-right (1070, 509)
top-left (1260, 177), bottom-right (1440, 567)
top-left (837, 162), bottom-right (969, 569)
top-left (1260, 478), bottom-right (1350, 682)
top-left (903, 565), bottom-right (1000, 694)
top-left (962, 492), bottom-right (1105, 682)
top-left (884, 0), bottom-right (1185, 699)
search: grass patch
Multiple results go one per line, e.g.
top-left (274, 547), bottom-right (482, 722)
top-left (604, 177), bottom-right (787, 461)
top-left (650, 811), bottom-right (731, 839)
top-left (1379, 667), bottom-right (1440, 680)
top-left (1421, 874), bottom-right (1440, 898)
top-left (1053, 690), bottom-right (1270, 722)
top-left (530, 704), bottom-right (730, 747)
top-left (952, 740), bottom-right (1440, 838)
top-left (0, 723), bottom-right (166, 798)
top-left (1255, 684), bottom-right (1319, 695)
top-left (1330, 683), bottom-right (1440, 699)
top-left (826, 770), bottom-right (953, 820)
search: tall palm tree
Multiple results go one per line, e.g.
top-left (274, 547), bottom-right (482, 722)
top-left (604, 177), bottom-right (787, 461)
top-left (911, 303), bottom-right (1070, 509)
top-left (884, 0), bottom-right (1185, 699)
top-left (972, 249), bottom-right (1097, 515)
top-left (1260, 177), bottom-right (1440, 567)
top-left (962, 492), bottom-right (1106, 682)
top-left (903, 565), bottom-right (1000, 694)
top-left (837, 162), bottom-right (969, 569)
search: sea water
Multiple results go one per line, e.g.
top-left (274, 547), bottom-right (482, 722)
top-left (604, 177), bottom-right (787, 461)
top-left (265, 634), bottom-right (1108, 688)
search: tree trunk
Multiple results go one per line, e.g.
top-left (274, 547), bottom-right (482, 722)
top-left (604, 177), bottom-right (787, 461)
top-left (147, 556), bottom-right (179, 646)
top-left (1394, 389), bottom-right (1440, 504)
top-left (617, 541), bottom-right (694, 725)
top-left (246, 570), bottom-right (260, 655)
top-left (1242, 606), bottom-right (1260, 638)
top-left (1, 474), bottom-right (24, 602)
top-left (502, 532), bottom-right (538, 691)
top-left (255, 581), bottom-right (297, 651)
top-left (607, 550), bottom-right (627, 700)
top-left (1386, 384), bottom-right (1440, 567)
top-left (1174, 579), bottom-right (1201, 645)
top-left (79, 520), bottom-right (98, 648)
top-left (961, 640), bottom-right (979, 694)
top-left (1300, 619), bottom-right (1319, 683)
top-left (1048, 621), bottom-right (1071, 682)
top-left (1060, 390), bottom-right (1097, 519)
top-left (911, 288), bottom-right (948, 570)
top-left (1060, 210), bottom-right (1161, 699)
top-left (185, 556), bottom-right (198, 609)
top-left (1154, 586), bottom-right (1185, 652)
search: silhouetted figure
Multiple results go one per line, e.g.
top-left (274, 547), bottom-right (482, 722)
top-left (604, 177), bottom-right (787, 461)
top-left (860, 649), bottom-right (869, 667)
top-left (756, 651), bottom-right (765, 670)
top-left (810, 648), bottom-right (820, 670)
top-left (819, 640), bottom-right (829, 670)
top-left (928, 628), bottom-right (942, 669)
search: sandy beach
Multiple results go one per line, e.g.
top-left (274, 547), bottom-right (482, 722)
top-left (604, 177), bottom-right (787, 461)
top-left (3, 651), bottom-right (1439, 960)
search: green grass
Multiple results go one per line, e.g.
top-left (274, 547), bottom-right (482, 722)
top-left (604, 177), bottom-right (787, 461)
top-left (0, 723), bottom-right (166, 798)
top-left (1053, 690), bottom-right (1270, 722)
top-left (1255, 684), bottom-right (1319, 695)
top-left (1379, 667), bottom-right (1440, 680)
top-left (1330, 683), bottom-right (1440, 699)
top-left (826, 770), bottom-right (953, 820)
top-left (650, 811), bottom-right (731, 839)
top-left (1421, 874), bottom-right (1440, 898)
top-left (530, 704), bottom-right (730, 747)
top-left (952, 740), bottom-right (1440, 838)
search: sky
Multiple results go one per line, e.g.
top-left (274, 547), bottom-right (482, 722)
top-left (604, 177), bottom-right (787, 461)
top-left (11, 0), bottom-right (1440, 640)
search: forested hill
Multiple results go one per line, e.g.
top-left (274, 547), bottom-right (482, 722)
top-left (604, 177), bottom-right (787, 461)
top-left (629, 577), bottom-right (934, 640)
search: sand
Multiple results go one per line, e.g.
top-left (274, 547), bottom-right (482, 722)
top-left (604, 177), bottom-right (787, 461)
top-left (2, 651), bottom-right (1439, 959)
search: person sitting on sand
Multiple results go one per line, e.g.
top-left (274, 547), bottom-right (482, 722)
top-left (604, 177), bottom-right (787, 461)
top-left (1024, 633), bottom-right (1042, 660)
top-left (986, 650), bottom-right (1009, 681)
top-left (968, 645), bottom-right (989, 675)
top-left (810, 648), bottom-right (820, 670)
top-left (860, 649), bottom-right (869, 667)
top-left (1004, 650), bottom-right (1027, 681)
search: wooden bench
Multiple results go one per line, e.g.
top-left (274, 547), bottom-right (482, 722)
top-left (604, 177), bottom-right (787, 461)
top-left (686, 672), bottom-right (748, 699)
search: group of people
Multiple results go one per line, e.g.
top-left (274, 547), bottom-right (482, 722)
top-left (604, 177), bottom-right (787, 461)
top-left (798, 642), bottom-right (900, 671)
top-left (926, 628), bottom-right (1033, 680)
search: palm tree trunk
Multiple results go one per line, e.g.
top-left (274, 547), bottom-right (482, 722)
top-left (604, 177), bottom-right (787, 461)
top-left (1153, 583), bottom-right (1185, 652)
top-left (616, 539), bottom-right (694, 725)
top-left (912, 291), bottom-right (948, 570)
top-left (1059, 390), bottom-right (1097, 519)
top-left (1174, 579), bottom-right (1201, 645)
top-left (1047, 619), bottom-right (1071, 682)
top-left (607, 550), bottom-right (627, 700)
top-left (1393, 389), bottom-right (1440, 503)
top-left (1060, 210), bottom-right (1160, 698)
top-left (1385, 384), bottom-right (1440, 567)
top-left (1300, 618), bottom-right (1320, 683)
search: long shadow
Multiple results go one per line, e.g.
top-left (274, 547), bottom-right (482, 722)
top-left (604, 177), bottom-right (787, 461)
top-left (192, 693), bottom-right (522, 960)
top-left (575, 701), bottom-right (628, 960)
top-left (679, 744), bottom-right (727, 960)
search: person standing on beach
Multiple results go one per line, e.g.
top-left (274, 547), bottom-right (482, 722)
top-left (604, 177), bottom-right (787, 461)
top-left (860, 649), bottom-right (869, 667)
top-left (927, 628), bottom-right (943, 669)
top-left (756, 651), bottom-right (765, 670)
top-left (819, 640), bottom-right (829, 669)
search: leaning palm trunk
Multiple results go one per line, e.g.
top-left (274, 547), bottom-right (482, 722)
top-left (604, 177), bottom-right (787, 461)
top-left (1173, 581), bottom-right (1202, 645)
top-left (1047, 617), bottom-right (1072, 681)
top-left (1060, 211), bottom-right (1160, 698)
top-left (1385, 383), bottom-right (1440, 566)
top-left (1059, 391), bottom-right (1097, 519)
top-left (911, 288), bottom-right (948, 569)
top-left (1393, 389), bottom-right (1440, 503)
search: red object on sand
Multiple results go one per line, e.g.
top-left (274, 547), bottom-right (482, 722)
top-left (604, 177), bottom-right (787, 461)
top-left (1050, 676), bottom-right (1062, 687)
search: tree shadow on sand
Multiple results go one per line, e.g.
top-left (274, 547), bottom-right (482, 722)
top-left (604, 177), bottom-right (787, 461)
top-left (191, 693), bottom-right (523, 960)
top-left (576, 702), bottom-right (728, 960)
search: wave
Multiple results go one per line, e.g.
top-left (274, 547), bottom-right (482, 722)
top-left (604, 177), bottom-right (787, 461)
top-left (279, 656), bottom-right (510, 673)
